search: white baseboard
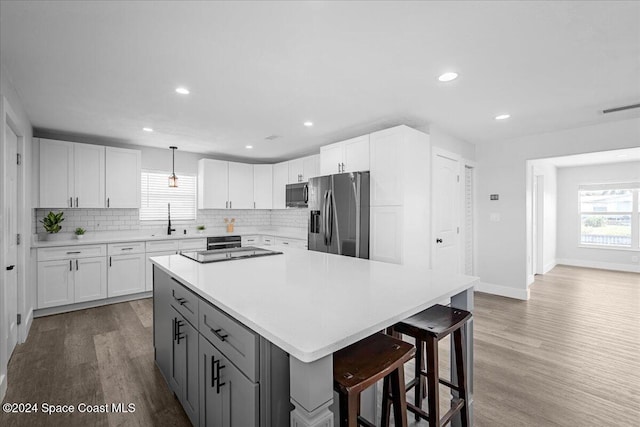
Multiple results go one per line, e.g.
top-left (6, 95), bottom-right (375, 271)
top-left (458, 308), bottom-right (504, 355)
top-left (0, 373), bottom-right (6, 404)
top-left (34, 292), bottom-right (153, 318)
top-left (543, 260), bottom-right (557, 274)
top-left (556, 258), bottom-right (640, 273)
top-left (527, 274), bottom-right (535, 287)
top-left (475, 281), bottom-right (530, 300)
top-left (20, 308), bottom-right (33, 343)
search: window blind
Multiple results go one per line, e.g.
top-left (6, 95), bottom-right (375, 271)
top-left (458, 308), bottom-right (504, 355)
top-left (140, 171), bottom-right (196, 221)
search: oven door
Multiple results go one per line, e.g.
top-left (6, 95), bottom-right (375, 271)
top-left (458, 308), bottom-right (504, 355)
top-left (286, 183), bottom-right (308, 208)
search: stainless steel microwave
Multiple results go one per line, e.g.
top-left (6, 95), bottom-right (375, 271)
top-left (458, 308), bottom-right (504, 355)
top-left (286, 182), bottom-right (308, 208)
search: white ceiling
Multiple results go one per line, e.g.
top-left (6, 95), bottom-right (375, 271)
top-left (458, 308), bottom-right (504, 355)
top-left (1, 1), bottom-right (639, 162)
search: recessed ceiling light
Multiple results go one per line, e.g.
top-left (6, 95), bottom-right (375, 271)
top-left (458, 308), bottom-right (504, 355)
top-left (245, 145), bottom-right (253, 149)
top-left (175, 87), bottom-right (190, 95)
top-left (304, 121), bottom-right (313, 127)
top-left (438, 72), bottom-right (458, 82)
top-left (495, 114), bottom-right (511, 120)
top-left (142, 127), bottom-right (153, 132)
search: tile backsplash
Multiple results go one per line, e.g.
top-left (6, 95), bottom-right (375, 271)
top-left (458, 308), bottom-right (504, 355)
top-left (35, 208), bottom-right (308, 235)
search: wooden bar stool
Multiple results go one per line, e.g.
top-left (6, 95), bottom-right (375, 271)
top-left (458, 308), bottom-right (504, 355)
top-left (385, 304), bottom-right (472, 427)
top-left (333, 332), bottom-right (415, 427)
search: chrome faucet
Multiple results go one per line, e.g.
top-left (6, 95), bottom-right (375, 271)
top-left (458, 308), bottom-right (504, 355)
top-left (167, 203), bottom-right (176, 235)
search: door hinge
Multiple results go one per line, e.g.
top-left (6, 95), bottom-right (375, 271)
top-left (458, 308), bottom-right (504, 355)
top-left (17, 234), bottom-right (21, 245)
top-left (17, 313), bottom-right (22, 325)
top-left (17, 153), bottom-right (21, 165)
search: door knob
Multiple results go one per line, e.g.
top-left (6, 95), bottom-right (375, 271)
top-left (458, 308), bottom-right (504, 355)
top-left (6, 265), bottom-right (15, 271)
top-left (436, 238), bottom-right (443, 244)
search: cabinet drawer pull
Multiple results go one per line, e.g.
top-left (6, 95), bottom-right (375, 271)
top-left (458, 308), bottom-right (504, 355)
top-left (211, 328), bottom-right (228, 342)
top-left (175, 297), bottom-right (187, 305)
top-left (66, 251), bottom-right (81, 254)
top-left (120, 247), bottom-right (134, 251)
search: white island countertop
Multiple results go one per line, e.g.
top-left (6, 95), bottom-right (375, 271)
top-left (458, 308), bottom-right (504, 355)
top-left (151, 246), bottom-right (478, 363)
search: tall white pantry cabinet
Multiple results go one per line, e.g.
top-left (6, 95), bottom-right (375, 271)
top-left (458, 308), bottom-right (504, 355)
top-left (368, 125), bottom-right (430, 266)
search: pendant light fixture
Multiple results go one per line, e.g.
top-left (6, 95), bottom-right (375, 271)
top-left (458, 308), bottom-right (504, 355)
top-left (169, 146), bottom-right (178, 187)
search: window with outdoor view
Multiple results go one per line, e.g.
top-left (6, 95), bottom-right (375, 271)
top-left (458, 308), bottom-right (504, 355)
top-left (579, 183), bottom-right (639, 249)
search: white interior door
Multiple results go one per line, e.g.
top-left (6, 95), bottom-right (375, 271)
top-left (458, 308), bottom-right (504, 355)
top-left (432, 151), bottom-right (461, 272)
top-left (5, 125), bottom-right (18, 359)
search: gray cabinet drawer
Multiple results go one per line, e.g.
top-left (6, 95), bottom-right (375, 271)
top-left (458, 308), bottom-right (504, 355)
top-left (199, 300), bottom-right (259, 382)
top-left (169, 278), bottom-right (199, 327)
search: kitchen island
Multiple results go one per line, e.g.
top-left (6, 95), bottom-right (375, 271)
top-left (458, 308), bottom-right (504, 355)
top-left (151, 246), bottom-right (478, 427)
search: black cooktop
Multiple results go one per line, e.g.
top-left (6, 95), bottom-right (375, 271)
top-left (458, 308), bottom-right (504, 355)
top-left (180, 247), bottom-right (283, 263)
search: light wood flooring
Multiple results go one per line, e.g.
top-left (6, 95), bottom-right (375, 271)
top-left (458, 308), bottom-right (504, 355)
top-left (1, 265), bottom-right (638, 426)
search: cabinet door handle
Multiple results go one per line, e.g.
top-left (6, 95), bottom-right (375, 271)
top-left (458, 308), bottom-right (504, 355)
top-left (175, 296), bottom-right (187, 305)
top-left (107, 198), bottom-right (110, 208)
top-left (76, 259), bottom-right (78, 270)
top-left (76, 197), bottom-right (79, 208)
top-left (109, 256), bottom-right (112, 267)
top-left (70, 197), bottom-right (73, 208)
top-left (69, 260), bottom-right (72, 271)
top-left (215, 359), bottom-right (226, 394)
top-left (175, 319), bottom-right (185, 343)
top-left (229, 201), bottom-right (232, 209)
top-left (210, 328), bottom-right (228, 342)
top-left (211, 355), bottom-right (216, 388)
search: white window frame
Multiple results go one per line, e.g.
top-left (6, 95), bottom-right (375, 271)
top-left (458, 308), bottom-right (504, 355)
top-left (578, 183), bottom-right (640, 250)
top-left (140, 169), bottom-right (197, 222)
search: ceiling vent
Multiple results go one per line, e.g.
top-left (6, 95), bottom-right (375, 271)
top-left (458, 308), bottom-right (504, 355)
top-left (602, 103), bottom-right (640, 114)
top-left (265, 135), bottom-right (280, 140)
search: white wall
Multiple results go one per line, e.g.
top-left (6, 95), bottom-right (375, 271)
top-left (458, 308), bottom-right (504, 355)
top-left (530, 160), bottom-right (558, 276)
top-left (0, 60), bottom-right (34, 401)
top-left (476, 118), bottom-right (640, 300)
top-left (556, 161), bottom-right (640, 272)
top-left (429, 124), bottom-right (476, 161)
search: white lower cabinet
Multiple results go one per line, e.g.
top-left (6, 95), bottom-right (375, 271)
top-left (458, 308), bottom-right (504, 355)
top-left (199, 335), bottom-right (258, 427)
top-left (37, 259), bottom-right (74, 308)
top-left (274, 237), bottom-right (307, 249)
top-left (37, 246), bottom-right (108, 309)
top-left (170, 308), bottom-right (200, 426)
top-left (108, 252), bottom-right (146, 297)
top-left (74, 257), bottom-right (108, 303)
top-left (241, 235), bottom-right (260, 246)
top-left (261, 235), bottom-right (274, 246)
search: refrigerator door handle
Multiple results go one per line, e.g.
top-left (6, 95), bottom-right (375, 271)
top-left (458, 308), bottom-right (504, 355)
top-left (322, 190), bottom-right (329, 245)
top-left (327, 189), bottom-right (334, 246)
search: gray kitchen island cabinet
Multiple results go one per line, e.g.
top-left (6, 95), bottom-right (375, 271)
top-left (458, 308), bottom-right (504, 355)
top-left (153, 266), bottom-right (290, 427)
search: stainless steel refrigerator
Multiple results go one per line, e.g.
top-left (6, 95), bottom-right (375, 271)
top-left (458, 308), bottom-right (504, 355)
top-left (308, 171), bottom-right (370, 258)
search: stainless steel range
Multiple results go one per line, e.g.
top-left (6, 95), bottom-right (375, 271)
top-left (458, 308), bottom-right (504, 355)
top-left (180, 247), bottom-right (283, 263)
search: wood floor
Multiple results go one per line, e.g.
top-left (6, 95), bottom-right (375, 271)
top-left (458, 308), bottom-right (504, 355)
top-left (1, 265), bottom-right (638, 426)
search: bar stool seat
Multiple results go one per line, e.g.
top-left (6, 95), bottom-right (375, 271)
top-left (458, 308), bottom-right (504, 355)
top-left (334, 332), bottom-right (415, 427)
top-left (386, 304), bottom-right (472, 427)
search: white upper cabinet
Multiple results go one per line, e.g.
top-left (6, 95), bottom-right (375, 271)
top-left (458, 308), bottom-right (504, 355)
top-left (320, 135), bottom-right (369, 175)
top-left (228, 161), bottom-right (254, 209)
top-left (40, 139), bottom-right (74, 208)
top-left (199, 159), bottom-right (255, 209)
top-left (198, 159), bottom-right (229, 209)
top-left (40, 139), bottom-right (105, 208)
top-left (272, 161), bottom-right (288, 209)
top-left (288, 158), bottom-right (304, 183)
top-left (288, 154), bottom-right (320, 183)
top-left (105, 146), bottom-right (141, 208)
top-left (73, 143), bottom-right (105, 208)
top-left (302, 154), bottom-right (320, 181)
top-left (253, 164), bottom-right (273, 209)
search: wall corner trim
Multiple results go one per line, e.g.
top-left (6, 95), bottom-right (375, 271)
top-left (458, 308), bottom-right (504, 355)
top-left (475, 281), bottom-right (530, 300)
